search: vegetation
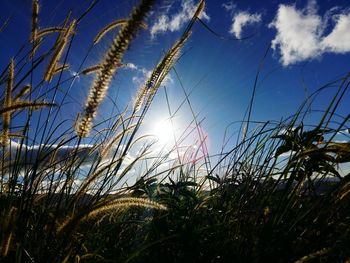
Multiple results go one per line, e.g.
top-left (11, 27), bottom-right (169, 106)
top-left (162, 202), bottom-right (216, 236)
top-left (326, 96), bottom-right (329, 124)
top-left (1, 0), bottom-right (350, 262)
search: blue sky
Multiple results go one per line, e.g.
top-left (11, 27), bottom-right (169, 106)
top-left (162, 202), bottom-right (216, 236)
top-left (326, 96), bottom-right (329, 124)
top-left (1, 0), bottom-right (350, 156)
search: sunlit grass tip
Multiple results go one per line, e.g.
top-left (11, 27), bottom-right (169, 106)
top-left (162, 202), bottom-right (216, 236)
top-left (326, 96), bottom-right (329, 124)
top-left (57, 197), bottom-right (166, 234)
top-left (43, 19), bottom-right (76, 82)
top-left (75, 0), bottom-right (155, 138)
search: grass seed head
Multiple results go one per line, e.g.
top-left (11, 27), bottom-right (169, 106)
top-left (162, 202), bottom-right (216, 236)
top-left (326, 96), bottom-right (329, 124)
top-left (1, 59), bottom-right (14, 146)
top-left (76, 0), bottom-right (155, 137)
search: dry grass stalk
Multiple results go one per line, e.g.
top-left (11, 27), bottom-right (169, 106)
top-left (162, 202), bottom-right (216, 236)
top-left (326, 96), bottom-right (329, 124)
top-left (29, 37), bottom-right (42, 59)
top-left (94, 19), bottom-right (148, 44)
top-left (74, 158), bottom-right (122, 200)
top-left (75, 0), bottom-right (154, 138)
top-left (43, 19), bottom-right (76, 82)
top-left (195, 0), bottom-right (205, 18)
top-left (0, 101), bottom-right (56, 115)
top-left (37, 27), bottom-right (65, 39)
top-left (57, 197), bottom-right (166, 234)
top-left (81, 62), bottom-right (124, 75)
top-left (100, 124), bottom-right (136, 158)
top-left (80, 64), bottom-right (102, 75)
top-left (44, 40), bottom-right (66, 81)
top-left (243, 125), bottom-right (247, 140)
top-left (31, 0), bottom-right (39, 43)
top-left (87, 197), bottom-right (167, 218)
top-left (7, 132), bottom-right (25, 139)
top-left (14, 84), bottom-right (31, 102)
top-left (1, 232), bottom-right (12, 257)
top-left (53, 63), bottom-right (70, 74)
top-left (133, 85), bottom-right (148, 112)
top-left (190, 0), bottom-right (205, 27)
top-left (143, 31), bottom-right (191, 109)
top-left (1, 60), bottom-right (14, 146)
top-left (155, 31), bottom-right (191, 86)
top-left (132, 31), bottom-right (191, 115)
top-left (0, 15), bottom-right (11, 33)
top-left (111, 110), bottom-right (127, 131)
top-left (294, 247), bottom-right (331, 263)
top-left (93, 19), bottom-right (128, 44)
top-left (29, 0), bottom-right (41, 58)
top-left (337, 182), bottom-right (350, 201)
top-left (1, 207), bottom-right (17, 257)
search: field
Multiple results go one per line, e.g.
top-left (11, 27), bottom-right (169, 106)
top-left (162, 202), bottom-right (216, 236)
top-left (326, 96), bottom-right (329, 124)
top-left (1, 0), bottom-right (350, 262)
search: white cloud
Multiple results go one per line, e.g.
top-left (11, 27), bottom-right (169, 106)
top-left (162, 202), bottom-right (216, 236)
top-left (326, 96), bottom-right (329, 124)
top-left (124, 63), bottom-right (138, 70)
top-left (269, 2), bottom-right (350, 66)
top-left (229, 11), bottom-right (262, 38)
top-left (150, 15), bottom-right (169, 36)
top-left (322, 14), bottom-right (350, 53)
top-left (269, 4), bottom-right (322, 66)
top-left (222, 1), bottom-right (236, 12)
top-left (150, 0), bottom-right (210, 38)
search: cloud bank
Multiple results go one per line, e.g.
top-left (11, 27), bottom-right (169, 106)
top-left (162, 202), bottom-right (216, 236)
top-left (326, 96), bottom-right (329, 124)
top-left (269, 2), bottom-right (350, 66)
top-left (2, 141), bottom-right (99, 168)
top-left (2, 140), bottom-right (131, 171)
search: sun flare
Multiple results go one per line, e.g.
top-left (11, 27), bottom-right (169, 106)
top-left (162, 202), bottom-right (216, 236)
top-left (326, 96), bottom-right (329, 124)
top-left (152, 119), bottom-right (175, 145)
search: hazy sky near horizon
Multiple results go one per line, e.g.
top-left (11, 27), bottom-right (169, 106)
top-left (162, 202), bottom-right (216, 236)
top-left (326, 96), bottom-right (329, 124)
top-left (0, 0), bottom-right (350, 154)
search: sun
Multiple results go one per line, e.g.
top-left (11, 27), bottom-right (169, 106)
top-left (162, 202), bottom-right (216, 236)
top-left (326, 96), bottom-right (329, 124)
top-left (152, 119), bottom-right (175, 145)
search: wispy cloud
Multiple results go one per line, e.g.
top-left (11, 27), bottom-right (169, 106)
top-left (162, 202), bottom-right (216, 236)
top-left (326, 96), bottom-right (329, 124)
top-left (222, 2), bottom-right (262, 39)
top-left (150, 0), bottom-right (210, 38)
top-left (229, 11), bottom-right (262, 38)
top-left (124, 63), bottom-right (138, 70)
top-left (269, 1), bottom-right (350, 66)
top-left (222, 1), bottom-right (236, 13)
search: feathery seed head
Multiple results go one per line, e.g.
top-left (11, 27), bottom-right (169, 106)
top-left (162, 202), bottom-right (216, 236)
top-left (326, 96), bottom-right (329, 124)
top-left (1, 59), bottom-right (14, 146)
top-left (76, 0), bottom-right (155, 137)
top-left (31, 0), bottom-right (39, 43)
top-left (44, 19), bottom-right (76, 82)
top-left (14, 84), bottom-right (31, 102)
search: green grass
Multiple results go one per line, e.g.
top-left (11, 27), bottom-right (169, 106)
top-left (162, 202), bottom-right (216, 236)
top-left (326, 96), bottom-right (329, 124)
top-left (1, 0), bottom-right (350, 262)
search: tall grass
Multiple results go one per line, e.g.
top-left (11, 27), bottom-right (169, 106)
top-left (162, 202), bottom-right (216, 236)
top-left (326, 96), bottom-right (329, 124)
top-left (1, 0), bottom-right (350, 262)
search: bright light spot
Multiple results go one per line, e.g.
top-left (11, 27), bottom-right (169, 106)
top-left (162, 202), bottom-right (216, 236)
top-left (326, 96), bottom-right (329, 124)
top-left (152, 119), bottom-right (174, 145)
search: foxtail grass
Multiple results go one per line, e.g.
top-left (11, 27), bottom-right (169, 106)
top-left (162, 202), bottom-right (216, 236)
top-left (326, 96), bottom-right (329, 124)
top-left (75, 0), bottom-right (155, 137)
top-left (80, 64), bottom-right (102, 75)
top-left (53, 63), bottom-right (70, 74)
top-left (1, 59), bottom-right (14, 146)
top-left (94, 19), bottom-right (148, 45)
top-left (93, 19), bottom-right (128, 44)
top-left (31, 0), bottom-right (39, 43)
top-left (57, 197), bottom-right (167, 235)
top-left (0, 207), bottom-right (17, 257)
top-left (0, 101), bottom-right (56, 115)
top-left (13, 84), bottom-right (31, 103)
top-left (43, 19), bottom-right (76, 82)
top-left (37, 27), bottom-right (66, 39)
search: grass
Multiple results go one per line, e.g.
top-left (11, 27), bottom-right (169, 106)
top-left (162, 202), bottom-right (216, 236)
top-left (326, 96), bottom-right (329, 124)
top-left (1, 0), bottom-right (350, 262)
